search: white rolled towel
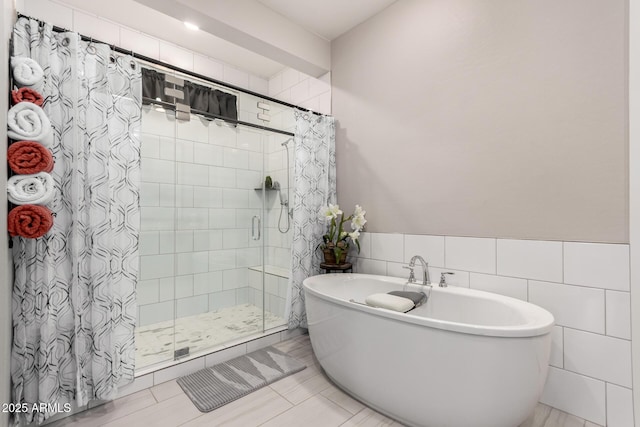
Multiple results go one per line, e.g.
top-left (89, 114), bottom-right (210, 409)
top-left (7, 102), bottom-right (53, 147)
top-left (11, 57), bottom-right (44, 89)
top-left (7, 172), bottom-right (55, 206)
top-left (365, 293), bottom-right (415, 313)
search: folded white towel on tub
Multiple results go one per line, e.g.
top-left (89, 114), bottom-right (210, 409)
top-left (11, 57), bottom-right (44, 89)
top-left (365, 293), bottom-right (415, 313)
top-left (7, 102), bottom-right (53, 147)
top-left (7, 172), bottom-right (55, 206)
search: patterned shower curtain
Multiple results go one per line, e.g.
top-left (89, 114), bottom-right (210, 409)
top-left (11, 18), bottom-right (141, 424)
top-left (287, 110), bottom-right (336, 329)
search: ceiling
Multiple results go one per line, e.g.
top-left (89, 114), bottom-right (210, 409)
top-left (257, 0), bottom-right (398, 41)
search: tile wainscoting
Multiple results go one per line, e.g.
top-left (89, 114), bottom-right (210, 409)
top-left (347, 232), bottom-right (633, 426)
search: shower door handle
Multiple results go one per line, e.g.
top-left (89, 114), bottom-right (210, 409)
top-left (252, 216), bottom-right (261, 240)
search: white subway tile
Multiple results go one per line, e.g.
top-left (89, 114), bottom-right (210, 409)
top-left (140, 183), bottom-right (159, 207)
top-left (193, 143), bottom-right (224, 166)
top-left (209, 209), bottom-right (236, 229)
top-left (137, 279), bottom-right (159, 305)
top-left (116, 374), bottom-right (154, 399)
top-left (308, 76), bottom-right (331, 99)
top-left (140, 254), bottom-right (174, 280)
top-left (209, 290), bottom-right (237, 311)
top-left (176, 208), bottom-right (208, 230)
top-left (153, 357), bottom-right (205, 384)
top-left (606, 290), bottom-right (631, 339)
top-left (193, 271), bottom-right (223, 295)
top-left (141, 134), bottom-right (160, 159)
top-left (159, 42), bottom-right (193, 71)
top-left (353, 232), bottom-right (371, 259)
top-left (120, 28), bottom-right (159, 60)
top-left (540, 367), bottom-right (605, 425)
top-left (174, 275), bottom-right (193, 299)
top-left (223, 189), bottom-right (249, 208)
top-left (139, 301), bottom-right (174, 326)
top-left (268, 72), bottom-right (283, 96)
top-left (22, 0), bottom-right (73, 29)
top-left (209, 122), bottom-right (237, 148)
top-left (139, 231), bottom-right (159, 255)
top-left (175, 185), bottom-right (192, 208)
top-left (209, 249), bottom-right (236, 271)
top-left (249, 75), bottom-right (269, 95)
top-left (223, 147), bottom-right (249, 169)
top-left (176, 251), bottom-right (209, 275)
top-left (223, 229), bottom-right (249, 249)
top-left (354, 258), bottom-right (386, 276)
top-left (175, 230), bottom-right (194, 253)
top-left (550, 326), bottom-right (563, 368)
top-left (370, 233), bottom-right (404, 262)
top-left (142, 158), bottom-right (175, 184)
top-left (281, 68), bottom-right (300, 90)
top-left (237, 130), bottom-right (262, 152)
top-left (73, 11), bottom-right (120, 45)
top-left (223, 66), bottom-right (249, 89)
top-left (404, 234), bottom-right (445, 267)
top-left (386, 262), bottom-right (406, 279)
top-left (141, 207), bottom-right (174, 231)
top-left (236, 248), bottom-right (261, 267)
top-left (563, 328), bottom-right (631, 387)
top-left (606, 383), bottom-right (634, 427)
top-left (223, 268), bottom-right (248, 289)
top-left (469, 273), bottom-right (527, 300)
top-left (159, 277), bottom-right (174, 301)
top-left (497, 239), bottom-right (562, 282)
top-left (209, 166), bottom-right (237, 188)
top-left (175, 139), bottom-right (194, 163)
top-left (528, 281), bottom-right (604, 334)
top-left (318, 92), bottom-right (331, 115)
top-left (236, 170), bottom-right (261, 190)
top-left (177, 117), bottom-right (209, 143)
top-left (157, 184), bottom-right (176, 208)
top-left (193, 187), bottom-right (223, 208)
top-left (247, 333), bottom-right (281, 353)
top-left (159, 231), bottom-right (175, 254)
top-left (429, 267), bottom-right (469, 287)
top-left (159, 137), bottom-right (175, 161)
top-left (176, 163), bottom-right (209, 186)
top-left (564, 242), bottom-right (630, 291)
top-left (205, 344), bottom-right (247, 367)
top-left (176, 295), bottom-right (208, 318)
top-left (193, 55), bottom-right (224, 81)
top-left (445, 236), bottom-right (496, 274)
top-left (142, 106), bottom-right (176, 137)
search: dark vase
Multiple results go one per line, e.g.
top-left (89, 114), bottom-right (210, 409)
top-left (323, 247), bottom-right (347, 265)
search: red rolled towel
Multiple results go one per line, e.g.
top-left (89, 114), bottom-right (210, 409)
top-left (8, 141), bottom-right (54, 174)
top-left (11, 87), bottom-right (44, 106)
top-left (8, 205), bottom-right (53, 238)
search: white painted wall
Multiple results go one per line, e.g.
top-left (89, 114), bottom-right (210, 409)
top-left (629, 0), bottom-right (640, 423)
top-left (1, 3), bottom-right (15, 426)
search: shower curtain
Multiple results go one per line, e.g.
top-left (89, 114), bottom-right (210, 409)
top-left (287, 110), bottom-right (336, 329)
top-left (11, 18), bottom-right (141, 424)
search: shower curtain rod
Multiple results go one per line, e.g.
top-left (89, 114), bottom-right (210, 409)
top-left (15, 12), bottom-right (321, 131)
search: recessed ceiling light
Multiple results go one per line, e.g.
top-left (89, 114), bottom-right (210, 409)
top-left (184, 22), bottom-right (199, 31)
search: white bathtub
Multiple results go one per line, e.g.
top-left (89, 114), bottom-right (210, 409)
top-left (303, 273), bottom-right (554, 427)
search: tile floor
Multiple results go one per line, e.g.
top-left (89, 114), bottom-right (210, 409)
top-left (136, 304), bottom-right (286, 368)
top-left (49, 334), bottom-right (599, 427)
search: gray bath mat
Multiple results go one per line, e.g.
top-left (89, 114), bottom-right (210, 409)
top-left (177, 346), bottom-right (306, 412)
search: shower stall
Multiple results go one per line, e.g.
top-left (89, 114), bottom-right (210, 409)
top-left (135, 66), bottom-right (296, 370)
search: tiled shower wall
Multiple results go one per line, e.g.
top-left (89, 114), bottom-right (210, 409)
top-left (349, 232), bottom-right (633, 426)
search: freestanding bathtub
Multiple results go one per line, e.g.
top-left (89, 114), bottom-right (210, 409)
top-left (303, 273), bottom-right (554, 427)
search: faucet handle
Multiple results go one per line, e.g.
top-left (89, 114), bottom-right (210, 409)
top-left (403, 265), bottom-right (416, 283)
top-left (439, 272), bottom-right (454, 287)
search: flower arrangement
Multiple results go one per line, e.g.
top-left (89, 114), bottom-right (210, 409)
top-left (320, 204), bottom-right (367, 264)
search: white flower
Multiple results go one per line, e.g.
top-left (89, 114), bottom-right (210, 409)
top-left (354, 205), bottom-right (366, 217)
top-left (320, 204), bottom-right (342, 220)
top-left (351, 214), bottom-right (367, 231)
top-left (349, 230), bottom-right (360, 241)
top-left (340, 231), bottom-right (347, 239)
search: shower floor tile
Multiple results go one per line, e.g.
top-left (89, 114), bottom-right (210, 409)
top-left (135, 304), bottom-right (285, 369)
